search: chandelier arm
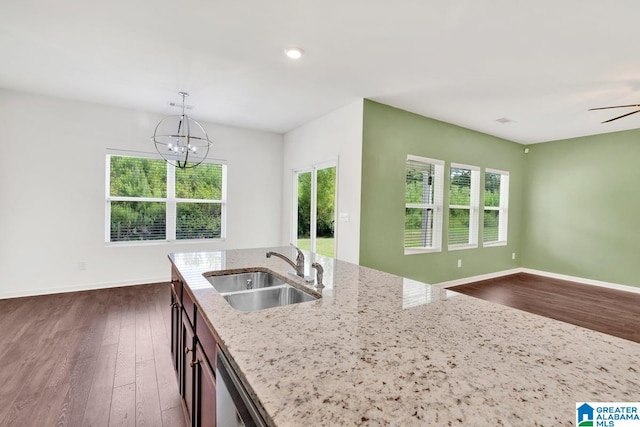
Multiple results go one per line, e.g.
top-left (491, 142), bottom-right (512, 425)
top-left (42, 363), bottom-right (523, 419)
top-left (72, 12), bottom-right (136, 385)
top-left (185, 113), bottom-right (191, 147)
top-left (177, 116), bottom-right (183, 137)
top-left (183, 143), bottom-right (190, 168)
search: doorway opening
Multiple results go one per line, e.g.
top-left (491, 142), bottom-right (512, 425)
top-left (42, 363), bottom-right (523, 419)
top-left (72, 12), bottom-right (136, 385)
top-left (294, 163), bottom-right (336, 258)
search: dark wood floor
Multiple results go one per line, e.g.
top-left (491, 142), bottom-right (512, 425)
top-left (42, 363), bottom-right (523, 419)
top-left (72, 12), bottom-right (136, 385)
top-left (451, 273), bottom-right (640, 343)
top-left (0, 283), bottom-right (187, 427)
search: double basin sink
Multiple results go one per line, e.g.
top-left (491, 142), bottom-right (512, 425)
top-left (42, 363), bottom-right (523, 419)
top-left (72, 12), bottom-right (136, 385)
top-left (204, 270), bottom-right (319, 312)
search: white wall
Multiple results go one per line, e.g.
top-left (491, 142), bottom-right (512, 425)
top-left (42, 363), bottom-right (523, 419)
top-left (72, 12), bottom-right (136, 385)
top-left (282, 100), bottom-right (363, 263)
top-left (0, 89), bottom-right (283, 298)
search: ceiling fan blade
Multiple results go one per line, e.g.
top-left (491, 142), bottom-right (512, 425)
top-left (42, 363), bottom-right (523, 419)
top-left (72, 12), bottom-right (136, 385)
top-left (589, 104), bottom-right (640, 111)
top-left (601, 109), bottom-right (640, 123)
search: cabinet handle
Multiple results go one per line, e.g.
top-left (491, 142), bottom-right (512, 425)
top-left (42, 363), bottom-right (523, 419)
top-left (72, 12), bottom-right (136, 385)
top-left (184, 346), bottom-right (192, 354)
top-left (190, 359), bottom-right (199, 368)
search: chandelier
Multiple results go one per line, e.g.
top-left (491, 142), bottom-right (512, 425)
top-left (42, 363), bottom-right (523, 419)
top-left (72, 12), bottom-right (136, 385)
top-left (151, 92), bottom-right (212, 169)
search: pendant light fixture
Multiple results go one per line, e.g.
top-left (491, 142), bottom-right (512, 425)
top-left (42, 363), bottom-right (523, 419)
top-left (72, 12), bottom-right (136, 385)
top-left (151, 92), bottom-right (212, 169)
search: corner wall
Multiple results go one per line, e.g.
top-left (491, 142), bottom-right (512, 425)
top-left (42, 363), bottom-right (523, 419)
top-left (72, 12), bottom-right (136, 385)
top-left (521, 129), bottom-right (640, 287)
top-left (282, 100), bottom-right (363, 264)
top-left (0, 89), bottom-right (284, 298)
top-left (360, 100), bottom-right (524, 284)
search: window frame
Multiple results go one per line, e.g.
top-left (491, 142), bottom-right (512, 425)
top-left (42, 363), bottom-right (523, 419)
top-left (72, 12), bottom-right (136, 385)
top-left (448, 163), bottom-right (480, 251)
top-left (404, 154), bottom-right (444, 255)
top-left (105, 151), bottom-right (227, 245)
top-left (483, 168), bottom-right (509, 247)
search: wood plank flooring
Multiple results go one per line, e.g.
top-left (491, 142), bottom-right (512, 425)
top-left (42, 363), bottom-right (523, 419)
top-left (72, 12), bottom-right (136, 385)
top-left (0, 283), bottom-right (187, 427)
top-left (450, 273), bottom-right (640, 343)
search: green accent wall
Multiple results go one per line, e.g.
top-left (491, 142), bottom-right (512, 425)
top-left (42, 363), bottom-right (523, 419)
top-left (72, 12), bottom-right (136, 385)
top-left (360, 100), bottom-right (525, 284)
top-left (521, 129), bottom-right (640, 287)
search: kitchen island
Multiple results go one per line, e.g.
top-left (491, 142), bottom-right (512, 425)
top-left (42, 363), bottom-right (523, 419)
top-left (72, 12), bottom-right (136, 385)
top-left (170, 247), bottom-right (640, 426)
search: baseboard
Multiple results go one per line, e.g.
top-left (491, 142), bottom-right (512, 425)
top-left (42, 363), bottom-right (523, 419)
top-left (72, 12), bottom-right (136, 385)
top-left (434, 268), bottom-right (522, 288)
top-left (0, 276), bottom-right (170, 300)
top-left (520, 268), bottom-right (640, 295)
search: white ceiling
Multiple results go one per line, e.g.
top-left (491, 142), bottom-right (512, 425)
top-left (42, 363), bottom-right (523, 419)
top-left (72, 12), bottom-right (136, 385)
top-left (2, 0), bottom-right (640, 144)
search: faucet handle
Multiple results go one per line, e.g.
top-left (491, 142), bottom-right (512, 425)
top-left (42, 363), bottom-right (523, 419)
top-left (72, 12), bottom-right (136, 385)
top-left (290, 242), bottom-right (301, 251)
top-left (290, 243), bottom-right (304, 262)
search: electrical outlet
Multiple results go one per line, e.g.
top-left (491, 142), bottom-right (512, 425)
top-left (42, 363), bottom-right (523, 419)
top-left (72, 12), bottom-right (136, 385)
top-left (457, 259), bottom-right (462, 268)
top-left (512, 252), bottom-right (516, 260)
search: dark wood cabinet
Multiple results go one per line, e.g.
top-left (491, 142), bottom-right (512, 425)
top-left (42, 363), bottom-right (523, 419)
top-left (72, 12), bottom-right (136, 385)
top-left (183, 285), bottom-right (195, 326)
top-left (182, 314), bottom-right (195, 422)
top-left (170, 282), bottom-right (182, 374)
top-left (196, 311), bottom-right (217, 371)
top-left (170, 266), bottom-right (218, 427)
top-left (195, 342), bottom-right (217, 427)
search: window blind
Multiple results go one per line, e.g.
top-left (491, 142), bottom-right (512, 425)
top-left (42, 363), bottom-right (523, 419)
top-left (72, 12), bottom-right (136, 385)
top-left (404, 155), bottom-right (444, 253)
top-left (448, 164), bottom-right (479, 248)
top-left (483, 169), bottom-right (509, 244)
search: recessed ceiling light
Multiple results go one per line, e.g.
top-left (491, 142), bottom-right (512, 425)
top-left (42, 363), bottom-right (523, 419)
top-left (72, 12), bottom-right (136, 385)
top-left (284, 47), bottom-right (304, 60)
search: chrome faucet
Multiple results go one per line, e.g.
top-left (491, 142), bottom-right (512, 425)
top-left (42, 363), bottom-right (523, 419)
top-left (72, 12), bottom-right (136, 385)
top-left (266, 244), bottom-right (306, 278)
top-left (311, 262), bottom-right (324, 290)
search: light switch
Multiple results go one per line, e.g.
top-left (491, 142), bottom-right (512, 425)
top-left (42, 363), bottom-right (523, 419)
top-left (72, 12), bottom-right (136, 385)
top-left (339, 212), bottom-right (349, 222)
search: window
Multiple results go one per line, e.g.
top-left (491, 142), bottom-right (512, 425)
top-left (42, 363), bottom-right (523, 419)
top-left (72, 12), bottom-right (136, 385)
top-left (106, 153), bottom-right (226, 243)
top-left (404, 155), bottom-right (444, 254)
top-left (483, 168), bottom-right (509, 246)
top-left (448, 163), bottom-right (480, 250)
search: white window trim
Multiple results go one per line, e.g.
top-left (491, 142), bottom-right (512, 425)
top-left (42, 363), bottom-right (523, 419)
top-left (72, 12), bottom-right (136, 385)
top-left (105, 150), bottom-right (227, 245)
top-left (404, 155), bottom-right (444, 255)
top-left (483, 168), bottom-right (509, 247)
top-left (448, 163), bottom-right (480, 251)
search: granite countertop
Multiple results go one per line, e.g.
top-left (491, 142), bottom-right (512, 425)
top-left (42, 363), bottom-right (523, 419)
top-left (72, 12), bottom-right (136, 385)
top-left (170, 247), bottom-right (640, 426)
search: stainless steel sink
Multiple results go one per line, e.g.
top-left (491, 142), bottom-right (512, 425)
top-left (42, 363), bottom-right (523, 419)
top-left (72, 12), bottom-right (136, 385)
top-left (203, 270), bottom-right (320, 312)
top-left (205, 271), bottom-right (285, 293)
top-left (223, 285), bottom-right (317, 312)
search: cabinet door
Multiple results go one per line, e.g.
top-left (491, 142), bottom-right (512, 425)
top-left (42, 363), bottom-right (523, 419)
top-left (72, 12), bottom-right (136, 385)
top-left (170, 284), bottom-right (182, 374)
top-left (196, 311), bottom-right (217, 371)
top-left (182, 314), bottom-right (195, 422)
top-left (195, 342), bottom-right (216, 427)
top-left (183, 288), bottom-right (195, 326)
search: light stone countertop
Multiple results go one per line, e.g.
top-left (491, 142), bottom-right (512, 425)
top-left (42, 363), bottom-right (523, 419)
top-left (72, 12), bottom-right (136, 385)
top-left (169, 247), bottom-right (640, 426)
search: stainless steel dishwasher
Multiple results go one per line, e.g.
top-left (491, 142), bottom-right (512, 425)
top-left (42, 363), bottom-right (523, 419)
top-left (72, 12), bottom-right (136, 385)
top-left (216, 346), bottom-right (267, 427)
